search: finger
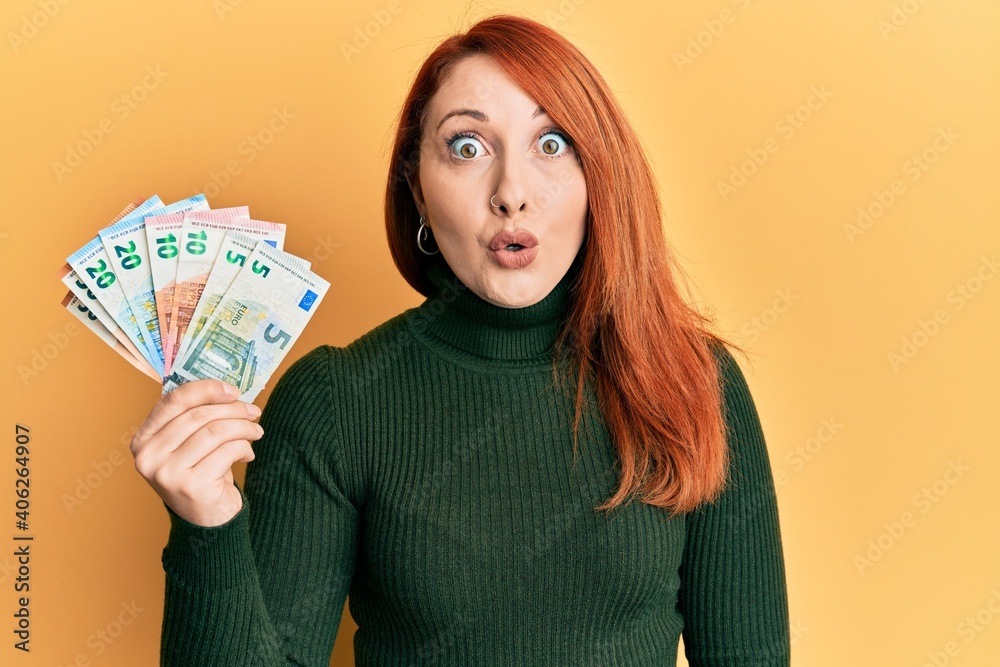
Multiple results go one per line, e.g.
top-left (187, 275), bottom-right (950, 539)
top-left (137, 379), bottom-right (241, 444)
top-left (189, 439), bottom-right (258, 489)
top-left (138, 400), bottom-right (260, 462)
top-left (133, 404), bottom-right (258, 480)
top-left (162, 418), bottom-right (263, 473)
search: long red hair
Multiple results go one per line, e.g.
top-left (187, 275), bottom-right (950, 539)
top-left (384, 14), bottom-right (748, 517)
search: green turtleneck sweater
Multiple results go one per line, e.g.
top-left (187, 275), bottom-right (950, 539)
top-left (158, 258), bottom-right (790, 666)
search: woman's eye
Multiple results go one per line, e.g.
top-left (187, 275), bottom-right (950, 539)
top-left (538, 131), bottom-right (571, 157)
top-left (449, 134), bottom-right (483, 160)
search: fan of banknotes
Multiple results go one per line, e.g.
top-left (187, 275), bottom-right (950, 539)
top-left (58, 193), bottom-right (330, 402)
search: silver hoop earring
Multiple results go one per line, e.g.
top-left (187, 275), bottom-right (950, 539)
top-left (490, 195), bottom-right (502, 208)
top-left (417, 215), bottom-right (439, 255)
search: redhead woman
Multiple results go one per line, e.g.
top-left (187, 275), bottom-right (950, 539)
top-left (131, 14), bottom-right (790, 666)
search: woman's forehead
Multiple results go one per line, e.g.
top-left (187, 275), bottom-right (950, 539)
top-left (429, 59), bottom-right (543, 128)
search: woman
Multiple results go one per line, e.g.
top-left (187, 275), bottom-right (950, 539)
top-left (133, 14), bottom-right (790, 666)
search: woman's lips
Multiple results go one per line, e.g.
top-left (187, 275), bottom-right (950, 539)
top-left (489, 229), bottom-right (539, 269)
top-left (491, 245), bottom-right (538, 269)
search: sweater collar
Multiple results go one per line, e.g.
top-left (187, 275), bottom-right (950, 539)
top-left (413, 252), bottom-right (581, 364)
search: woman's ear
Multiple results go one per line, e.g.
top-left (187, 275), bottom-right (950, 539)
top-left (403, 161), bottom-right (425, 216)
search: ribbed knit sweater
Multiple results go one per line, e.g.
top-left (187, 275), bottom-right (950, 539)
top-left (159, 257), bottom-right (790, 666)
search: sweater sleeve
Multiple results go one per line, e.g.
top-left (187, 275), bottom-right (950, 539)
top-left (158, 345), bottom-right (360, 666)
top-left (678, 344), bottom-right (791, 666)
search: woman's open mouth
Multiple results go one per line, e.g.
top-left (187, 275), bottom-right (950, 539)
top-left (489, 230), bottom-right (539, 269)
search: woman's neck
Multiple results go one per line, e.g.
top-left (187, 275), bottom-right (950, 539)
top-left (407, 256), bottom-right (580, 367)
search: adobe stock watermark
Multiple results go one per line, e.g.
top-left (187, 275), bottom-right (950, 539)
top-left (401, 409), bottom-right (501, 524)
top-left (843, 126), bottom-right (959, 244)
top-left (543, 0), bottom-right (588, 28)
top-left (790, 618), bottom-right (808, 648)
top-left (213, 0), bottom-right (250, 20)
top-left (62, 425), bottom-right (137, 514)
top-left (734, 287), bottom-right (800, 346)
top-left (918, 588), bottom-right (1000, 667)
top-left (525, 506), bottom-right (587, 561)
top-left (853, 458), bottom-right (970, 575)
top-left (878, 0), bottom-right (933, 40)
top-left (340, 0), bottom-right (404, 63)
top-left (673, 0), bottom-right (754, 72)
top-left (0, 556), bottom-right (14, 585)
top-left (887, 254), bottom-right (997, 372)
top-left (716, 84), bottom-right (833, 202)
top-left (17, 320), bottom-right (82, 385)
top-left (56, 600), bottom-right (145, 666)
top-left (304, 234), bottom-right (342, 265)
top-left (773, 417), bottom-right (843, 486)
top-left (191, 106), bottom-right (295, 199)
top-left (8, 0), bottom-right (72, 53)
top-left (51, 65), bottom-right (169, 183)
top-left (412, 609), bottom-right (478, 665)
top-left (337, 270), bottom-right (470, 397)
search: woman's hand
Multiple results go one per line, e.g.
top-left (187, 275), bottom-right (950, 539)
top-left (130, 378), bottom-right (262, 527)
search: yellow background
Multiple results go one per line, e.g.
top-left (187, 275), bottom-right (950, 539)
top-left (1, 0), bottom-right (998, 664)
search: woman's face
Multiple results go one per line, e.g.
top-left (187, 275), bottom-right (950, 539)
top-left (404, 53), bottom-right (588, 308)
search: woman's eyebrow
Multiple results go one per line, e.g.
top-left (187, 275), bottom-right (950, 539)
top-left (436, 105), bottom-right (546, 132)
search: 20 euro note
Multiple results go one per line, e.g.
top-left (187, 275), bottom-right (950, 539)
top-left (57, 263), bottom-right (158, 379)
top-left (68, 195), bottom-right (166, 375)
top-left (163, 242), bottom-right (329, 403)
top-left (56, 196), bottom-right (158, 378)
top-left (112, 195), bottom-right (148, 223)
top-left (174, 230), bottom-right (312, 366)
top-left (97, 194), bottom-right (209, 377)
top-left (61, 292), bottom-right (160, 381)
top-left (164, 213), bottom-right (284, 377)
top-left (145, 206), bottom-right (250, 375)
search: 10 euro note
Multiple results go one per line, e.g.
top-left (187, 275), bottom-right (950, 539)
top-left (164, 213), bottom-right (284, 376)
top-left (145, 206), bottom-right (250, 375)
top-left (163, 242), bottom-right (329, 403)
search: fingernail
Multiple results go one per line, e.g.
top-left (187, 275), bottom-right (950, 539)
top-left (223, 383), bottom-right (239, 397)
top-left (255, 423), bottom-right (264, 436)
top-left (247, 403), bottom-right (261, 417)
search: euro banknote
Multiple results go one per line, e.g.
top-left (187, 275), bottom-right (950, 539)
top-left (163, 241), bottom-right (329, 402)
top-left (67, 196), bottom-right (166, 375)
top-left (62, 193), bottom-right (328, 401)
top-left (164, 213), bottom-right (285, 376)
top-left (58, 264), bottom-right (159, 379)
top-left (69, 194), bottom-right (210, 376)
top-left (173, 229), bottom-right (308, 365)
top-left (146, 207), bottom-right (250, 375)
top-left (98, 194), bottom-right (210, 376)
top-left (62, 292), bottom-right (161, 381)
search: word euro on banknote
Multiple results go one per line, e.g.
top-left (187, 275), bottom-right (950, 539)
top-left (163, 242), bottom-right (328, 402)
